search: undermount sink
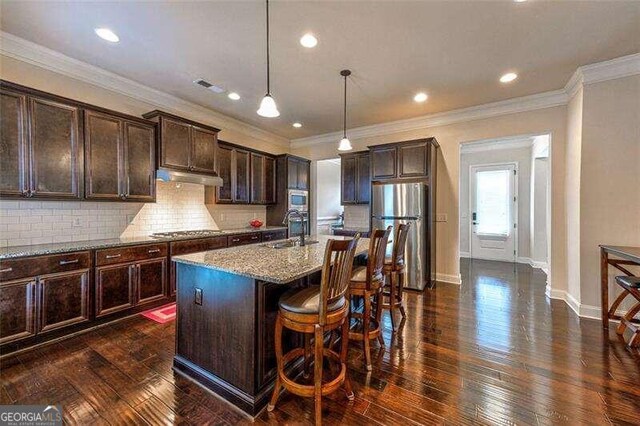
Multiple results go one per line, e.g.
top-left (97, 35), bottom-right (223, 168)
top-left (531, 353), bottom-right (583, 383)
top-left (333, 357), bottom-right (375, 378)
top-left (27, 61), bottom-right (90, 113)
top-left (261, 239), bottom-right (319, 249)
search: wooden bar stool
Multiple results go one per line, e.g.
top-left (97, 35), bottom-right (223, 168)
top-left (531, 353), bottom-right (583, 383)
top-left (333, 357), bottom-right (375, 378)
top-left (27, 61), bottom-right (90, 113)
top-left (268, 235), bottom-right (360, 425)
top-left (348, 226), bottom-right (392, 371)
top-left (382, 223), bottom-right (410, 331)
top-left (614, 276), bottom-right (640, 347)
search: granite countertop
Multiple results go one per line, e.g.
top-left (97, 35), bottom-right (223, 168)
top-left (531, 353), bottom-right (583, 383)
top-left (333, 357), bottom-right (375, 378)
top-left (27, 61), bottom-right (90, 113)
top-left (173, 234), bottom-right (370, 284)
top-left (0, 226), bottom-right (287, 260)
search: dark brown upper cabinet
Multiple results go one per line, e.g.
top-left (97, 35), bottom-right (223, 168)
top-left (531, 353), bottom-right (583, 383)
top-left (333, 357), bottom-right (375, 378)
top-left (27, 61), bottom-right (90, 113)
top-left (0, 82), bottom-right (83, 200)
top-left (286, 156), bottom-right (310, 190)
top-left (369, 138), bottom-right (438, 181)
top-left (216, 141), bottom-right (276, 205)
top-left (340, 151), bottom-right (370, 205)
top-left (84, 110), bottom-right (155, 202)
top-left (143, 110), bottom-right (220, 176)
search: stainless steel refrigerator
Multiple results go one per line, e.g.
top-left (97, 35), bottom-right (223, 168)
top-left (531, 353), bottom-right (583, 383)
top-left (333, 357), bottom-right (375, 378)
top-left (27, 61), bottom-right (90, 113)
top-left (371, 182), bottom-right (435, 291)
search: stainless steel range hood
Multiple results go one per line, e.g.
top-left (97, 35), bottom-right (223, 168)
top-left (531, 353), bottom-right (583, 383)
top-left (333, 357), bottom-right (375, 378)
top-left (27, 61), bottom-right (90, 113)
top-left (156, 169), bottom-right (223, 187)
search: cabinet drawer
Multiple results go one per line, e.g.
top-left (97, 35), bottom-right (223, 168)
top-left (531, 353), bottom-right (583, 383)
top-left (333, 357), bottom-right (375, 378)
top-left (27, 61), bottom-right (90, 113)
top-left (228, 232), bottom-right (262, 247)
top-left (262, 230), bottom-right (287, 242)
top-left (0, 251), bottom-right (91, 282)
top-left (96, 243), bottom-right (168, 266)
top-left (170, 236), bottom-right (228, 256)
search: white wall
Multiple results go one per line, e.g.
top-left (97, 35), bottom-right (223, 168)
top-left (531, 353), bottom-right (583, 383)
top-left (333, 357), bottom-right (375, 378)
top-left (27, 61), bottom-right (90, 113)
top-left (316, 160), bottom-right (342, 220)
top-left (531, 157), bottom-right (549, 266)
top-left (459, 144), bottom-right (533, 259)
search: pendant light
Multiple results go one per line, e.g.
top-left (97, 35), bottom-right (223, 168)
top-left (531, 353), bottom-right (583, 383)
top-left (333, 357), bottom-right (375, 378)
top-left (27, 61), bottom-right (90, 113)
top-left (257, 0), bottom-right (280, 117)
top-left (338, 69), bottom-right (353, 151)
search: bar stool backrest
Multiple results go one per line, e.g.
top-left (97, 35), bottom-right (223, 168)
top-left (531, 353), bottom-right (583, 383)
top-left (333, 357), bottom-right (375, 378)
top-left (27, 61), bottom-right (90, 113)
top-left (367, 226), bottom-right (392, 289)
top-left (320, 235), bottom-right (361, 324)
top-left (391, 223), bottom-right (411, 268)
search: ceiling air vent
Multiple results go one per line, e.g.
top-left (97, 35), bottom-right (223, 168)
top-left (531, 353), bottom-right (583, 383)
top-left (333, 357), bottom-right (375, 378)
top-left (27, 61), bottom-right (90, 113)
top-left (193, 78), bottom-right (225, 94)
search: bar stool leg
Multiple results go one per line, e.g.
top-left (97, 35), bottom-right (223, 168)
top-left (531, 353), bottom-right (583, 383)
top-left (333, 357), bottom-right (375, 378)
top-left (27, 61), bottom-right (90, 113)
top-left (267, 314), bottom-right (283, 412)
top-left (314, 324), bottom-right (324, 425)
top-left (363, 293), bottom-right (372, 371)
top-left (617, 302), bottom-right (640, 335)
top-left (389, 272), bottom-right (397, 331)
top-left (398, 271), bottom-right (407, 319)
top-left (340, 318), bottom-right (355, 400)
top-left (375, 289), bottom-right (385, 346)
top-left (303, 333), bottom-right (312, 378)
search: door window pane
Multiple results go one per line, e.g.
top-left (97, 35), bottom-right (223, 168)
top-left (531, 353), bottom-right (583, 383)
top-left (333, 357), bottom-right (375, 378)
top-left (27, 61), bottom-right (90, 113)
top-left (476, 169), bottom-right (511, 236)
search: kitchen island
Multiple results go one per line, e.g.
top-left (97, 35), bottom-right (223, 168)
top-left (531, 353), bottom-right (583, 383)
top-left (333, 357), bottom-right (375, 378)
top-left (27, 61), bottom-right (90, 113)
top-left (171, 234), bottom-right (369, 416)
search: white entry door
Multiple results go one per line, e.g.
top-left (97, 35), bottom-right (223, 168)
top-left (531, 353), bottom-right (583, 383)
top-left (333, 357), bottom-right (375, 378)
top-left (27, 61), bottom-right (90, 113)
top-left (470, 164), bottom-right (517, 262)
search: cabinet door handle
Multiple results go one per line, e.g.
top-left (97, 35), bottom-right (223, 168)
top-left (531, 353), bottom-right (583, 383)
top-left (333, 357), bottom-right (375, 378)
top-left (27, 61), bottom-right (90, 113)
top-left (232, 238), bottom-right (240, 242)
top-left (148, 249), bottom-right (161, 254)
top-left (105, 254), bottom-right (122, 259)
top-left (0, 267), bottom-right (13, 273)
top-left (59, 259), bottom-right (79, 265)
top-left (251, 236), bottom-right (258, 240)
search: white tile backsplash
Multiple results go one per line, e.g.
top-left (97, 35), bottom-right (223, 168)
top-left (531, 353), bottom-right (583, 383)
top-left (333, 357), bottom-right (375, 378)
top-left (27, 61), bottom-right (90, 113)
top-left (0, 181), bottom-right (267, 247)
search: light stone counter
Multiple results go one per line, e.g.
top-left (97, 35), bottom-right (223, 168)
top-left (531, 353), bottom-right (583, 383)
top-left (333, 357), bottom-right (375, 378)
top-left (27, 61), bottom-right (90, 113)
top-left (172, 234), bottom-right (369, 284)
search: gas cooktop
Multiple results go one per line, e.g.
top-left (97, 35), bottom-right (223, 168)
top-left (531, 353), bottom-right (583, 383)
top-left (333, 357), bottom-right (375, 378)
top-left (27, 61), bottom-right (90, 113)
top-left (150, 229), bottom-right (223, 239)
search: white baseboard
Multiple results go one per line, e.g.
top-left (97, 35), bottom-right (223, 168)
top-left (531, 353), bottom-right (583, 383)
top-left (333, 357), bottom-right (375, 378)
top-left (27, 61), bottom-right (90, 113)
top-left (436, 273), bottom-right (462, 285)
top-left (545, 288), bottom-right (601, 320)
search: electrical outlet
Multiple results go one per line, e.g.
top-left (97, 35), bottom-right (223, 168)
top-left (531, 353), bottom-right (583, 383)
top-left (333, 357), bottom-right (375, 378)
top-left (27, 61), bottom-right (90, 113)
top-left (194, 288), bottom-right (203, 305)
top-left (436, 214), bottom-right (448, 222)
top-left (72, 217), bottom-right (84, 227)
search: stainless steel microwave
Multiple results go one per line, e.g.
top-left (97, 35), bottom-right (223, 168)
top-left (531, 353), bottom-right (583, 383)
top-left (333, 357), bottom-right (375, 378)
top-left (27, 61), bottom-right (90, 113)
top-left (288, 189), bottom-right (309, 212)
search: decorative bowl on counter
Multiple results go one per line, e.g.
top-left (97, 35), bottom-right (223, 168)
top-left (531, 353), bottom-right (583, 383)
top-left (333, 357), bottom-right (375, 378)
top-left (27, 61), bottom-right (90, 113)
top-left (250, 219), bottom-right (264, 228)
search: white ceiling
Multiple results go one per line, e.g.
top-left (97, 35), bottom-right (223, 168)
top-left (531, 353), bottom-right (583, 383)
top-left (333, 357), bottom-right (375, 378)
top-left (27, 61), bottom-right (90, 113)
top-left (1, 1), bottom-right (638, 139)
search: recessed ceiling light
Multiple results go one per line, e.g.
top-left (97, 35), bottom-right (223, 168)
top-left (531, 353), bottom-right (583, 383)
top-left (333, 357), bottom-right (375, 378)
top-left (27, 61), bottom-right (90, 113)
top-left (500, 72), bottom-right (518, 83)
top-left (300, 33), bottom-right (318, 48)
top-left (228, 92), bottom-right (241, 100)
top-left (514, 0), bottom-right (527, 2)
top-left (413, 92), bottom-right (428, 103)
top-left (94, 28), bottom-right (119, 43)
top-left (292, 122), bottom-right (302, 128)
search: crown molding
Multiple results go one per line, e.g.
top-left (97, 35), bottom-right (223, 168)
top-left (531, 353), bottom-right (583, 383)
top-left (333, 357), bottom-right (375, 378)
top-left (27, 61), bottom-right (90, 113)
top-left (0, 31), bottom-right (290, 149)
top-left (291, 89), bottom-right (568, 148)
top-left (293, 52), bottom-right (640, 149)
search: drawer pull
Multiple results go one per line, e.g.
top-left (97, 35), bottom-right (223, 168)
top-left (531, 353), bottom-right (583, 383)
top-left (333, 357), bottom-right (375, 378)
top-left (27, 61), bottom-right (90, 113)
top-left (232, 238), bottom-right (240, 242)
top-left (148, 249), bottom-right (161, 254)
top-left (59, 259), bottom-right (79, 265)
top-left (251, 236), bottom-right (259, 240)
top-left (0, 267), bottom-right (13, 273)
top-left (105, 254), bottom-right (122, 259)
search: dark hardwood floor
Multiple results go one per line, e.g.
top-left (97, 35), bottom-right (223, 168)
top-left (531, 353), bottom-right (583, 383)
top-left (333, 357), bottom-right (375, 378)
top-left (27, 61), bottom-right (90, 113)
top-left (1, 259), bottom-right (639, 425)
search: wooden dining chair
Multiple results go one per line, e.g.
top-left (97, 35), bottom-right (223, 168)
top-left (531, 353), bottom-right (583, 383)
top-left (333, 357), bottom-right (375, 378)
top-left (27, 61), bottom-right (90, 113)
top-left (268, 235), bottom-right (360, 425)
top-left (382, 223), bottom-right (410, 331)
top-left (614, 275), bottom-right (640, 347)
top-left (348, 226), bottom-right (392, 371)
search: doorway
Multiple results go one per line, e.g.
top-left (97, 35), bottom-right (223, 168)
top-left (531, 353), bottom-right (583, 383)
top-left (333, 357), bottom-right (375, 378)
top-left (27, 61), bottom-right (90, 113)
top-left (470, 163), bottom-right (517, 261)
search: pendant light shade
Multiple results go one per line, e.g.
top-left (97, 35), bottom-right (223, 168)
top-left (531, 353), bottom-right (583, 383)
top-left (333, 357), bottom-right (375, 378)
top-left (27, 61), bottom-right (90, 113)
top-left (258, 94), bottom-right (280, 117)
top-left (257, 0), bottom-right (279, 118)
top-left (338, 69), bottom-right (352, 151)
top-left (338, 137), bottom-right (352, 151)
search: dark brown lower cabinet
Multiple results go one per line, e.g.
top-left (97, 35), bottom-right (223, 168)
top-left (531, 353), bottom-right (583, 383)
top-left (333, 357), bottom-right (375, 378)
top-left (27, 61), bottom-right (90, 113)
top-left (137, 258), bottom-right (167, 305)
top-left (0, 279), bottom-right (36, 344)
top-left (95, 263), bottom-right (135, 318)
top-left (38, 269), bottom-right (90, 333)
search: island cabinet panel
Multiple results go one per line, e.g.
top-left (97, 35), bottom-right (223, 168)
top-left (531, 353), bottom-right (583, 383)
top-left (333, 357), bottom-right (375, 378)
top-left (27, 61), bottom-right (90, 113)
top-left (169, 236), bottom-right (228, 296)
top-left (143, 110), bottom-right (220, 176)
top-left (84, 110), bottom-right (156, 202)
top-left (0, 279), bottom-right (36, 344)
top-left (137, 258), bottom-right (166, 305)
top-left (37, 269), bottom-right (90, 333)
top-left (0, 88), bottom-right (28, 197)
top-left (175, 265), bottom-right (257, 394)
top-left (95, 263), bottom-right (136, 318)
